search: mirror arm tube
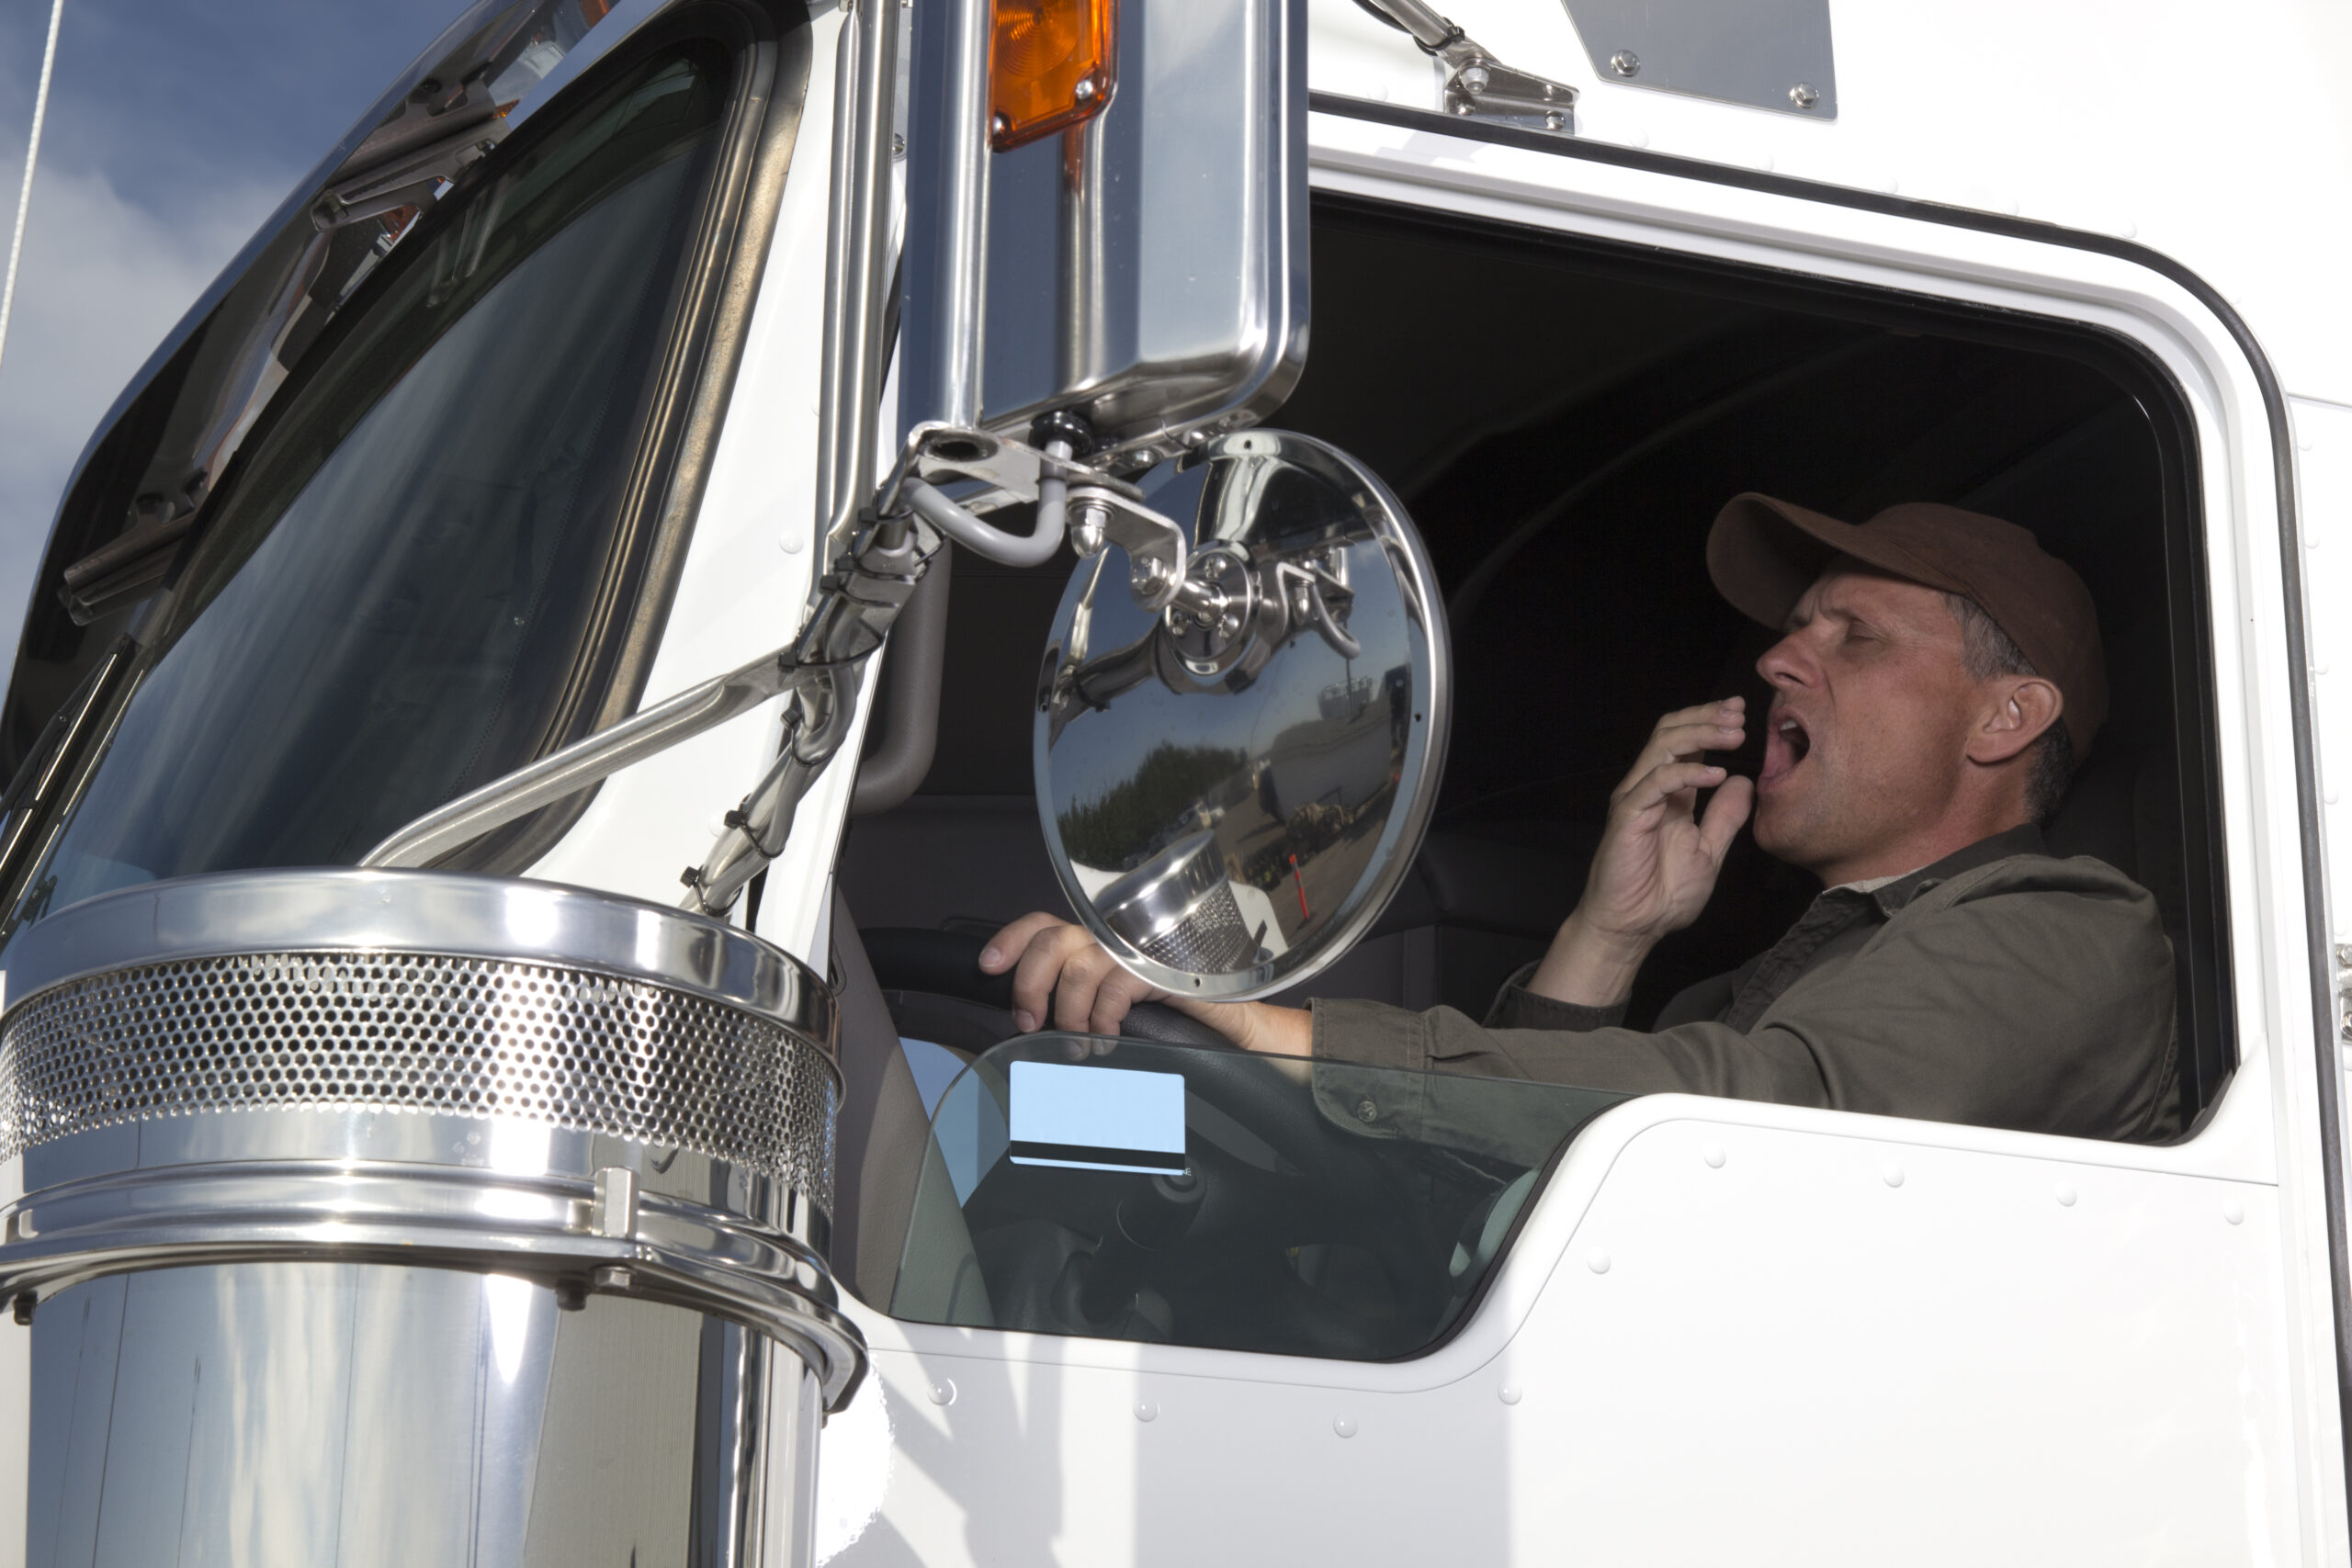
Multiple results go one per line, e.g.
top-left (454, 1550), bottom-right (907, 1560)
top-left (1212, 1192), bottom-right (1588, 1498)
top-left (849, 542), bottom-right (951, 816)
top-left (358, 649), bottom-right (808, 869)
top-left (359, 527), bottom-right (933, 877)
top-left (896, 469), bottom-right (1069, 567)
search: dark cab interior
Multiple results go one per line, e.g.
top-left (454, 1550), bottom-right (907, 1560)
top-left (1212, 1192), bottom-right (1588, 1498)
top-left (824, 195), bottom-right (2232, 1305)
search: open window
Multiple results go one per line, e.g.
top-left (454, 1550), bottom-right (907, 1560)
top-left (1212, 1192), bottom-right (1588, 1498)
top-left (833, 192), bottom-right (2232, 1322)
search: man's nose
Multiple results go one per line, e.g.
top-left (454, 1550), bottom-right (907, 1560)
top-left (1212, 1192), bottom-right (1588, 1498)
top-left (1755, 630), bottom-right (1815, 689)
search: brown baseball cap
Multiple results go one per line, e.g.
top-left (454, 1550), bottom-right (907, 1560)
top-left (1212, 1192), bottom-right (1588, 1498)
top-left (1707, 493), bottom-right (2109, 757)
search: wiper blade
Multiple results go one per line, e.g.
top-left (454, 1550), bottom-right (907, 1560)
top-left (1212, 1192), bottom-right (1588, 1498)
top-left (0, 635), bottom-right (135, 901)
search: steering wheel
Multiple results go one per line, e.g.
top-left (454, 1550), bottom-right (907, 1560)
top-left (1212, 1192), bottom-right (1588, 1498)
top-left (860, 925), bottom-right (1240, 1048)
top-left (862, 925), bottom-right (1447, 1330)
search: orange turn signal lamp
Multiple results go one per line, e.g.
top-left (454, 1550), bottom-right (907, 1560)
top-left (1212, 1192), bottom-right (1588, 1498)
top-left (989, 0), bottom-right (1116, 152)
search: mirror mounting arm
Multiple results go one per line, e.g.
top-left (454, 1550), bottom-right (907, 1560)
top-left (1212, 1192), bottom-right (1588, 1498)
top-left (681, 523), bottom-right (936, 915)
top-left (1066, 485), bottom-right (1192, 614)
top-left (1356, 0), bottom-right (1578, 133)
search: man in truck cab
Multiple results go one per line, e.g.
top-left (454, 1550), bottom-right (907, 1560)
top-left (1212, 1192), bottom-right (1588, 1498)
top-left (982, 493), bottom-right (2183, 1144)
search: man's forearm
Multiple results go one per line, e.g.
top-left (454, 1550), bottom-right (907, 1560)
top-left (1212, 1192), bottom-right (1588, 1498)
top-left (1526, 909), bottom-right (1655, 1008)
top-left (1169, 996), bottom-right (1315, 1057)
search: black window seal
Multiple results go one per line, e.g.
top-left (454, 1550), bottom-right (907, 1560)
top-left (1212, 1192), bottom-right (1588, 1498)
top-left (1307, 89), bottom-right (2349, 1494)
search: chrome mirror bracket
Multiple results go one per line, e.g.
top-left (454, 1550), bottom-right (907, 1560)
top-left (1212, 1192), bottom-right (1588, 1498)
top-left (1358, 0), bottom-right (1579, 133)
top-left (1067, 484), bottom-right (1191, 613)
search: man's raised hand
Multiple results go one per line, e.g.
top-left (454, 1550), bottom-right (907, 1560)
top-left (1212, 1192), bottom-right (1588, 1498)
top-left (1529, 697), bottom-right (1754, 1006)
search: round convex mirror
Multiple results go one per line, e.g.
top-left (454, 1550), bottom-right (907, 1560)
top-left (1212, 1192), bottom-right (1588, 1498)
top-left (1035, 431), bottom-right (1449, 1001)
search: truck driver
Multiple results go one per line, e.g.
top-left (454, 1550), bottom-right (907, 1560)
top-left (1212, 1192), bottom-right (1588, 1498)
top-left (981, 493), bottom-right (2183, 1144)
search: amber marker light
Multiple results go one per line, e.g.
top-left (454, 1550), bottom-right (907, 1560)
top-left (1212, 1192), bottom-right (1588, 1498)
top-left (989, 0), bottom-right (1116, 152)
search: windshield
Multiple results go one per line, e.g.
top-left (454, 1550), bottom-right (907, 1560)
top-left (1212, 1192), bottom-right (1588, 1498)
top-left (6, 39), bottom-right (734, 925)
top-left (890, 1035), bottom-right (1625, 1359)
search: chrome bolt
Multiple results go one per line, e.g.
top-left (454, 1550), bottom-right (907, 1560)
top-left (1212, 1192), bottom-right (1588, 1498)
top-left (929, 1379), bottom-right (957, 1405)
top-left (1544, 109), bottom-right (1566, 131)
top-left (1789, 82), bottom-right (1819, 109)
top-left (1460, 64), bottom-right (1490, 96)
top-left (891, 132), bottom-right (906, 158)
top-left (1610, 50), bottom-right (1639, 77)
top-left (989, 110), bottom-right (1010, 139)
top-left (1074, 73), bottom-right (1099, 102)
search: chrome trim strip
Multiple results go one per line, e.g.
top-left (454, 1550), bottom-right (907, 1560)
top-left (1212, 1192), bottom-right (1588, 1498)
top-left (0, 1156), bottom-right (866, 1408)
top-left (814, 0), bottom-right (901, 555)
top-left (1, 868), bottom-right (835, 1043)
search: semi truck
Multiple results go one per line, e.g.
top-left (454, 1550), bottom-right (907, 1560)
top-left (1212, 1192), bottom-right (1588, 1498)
top-left (2, 0), bottom-right (2349, 1562)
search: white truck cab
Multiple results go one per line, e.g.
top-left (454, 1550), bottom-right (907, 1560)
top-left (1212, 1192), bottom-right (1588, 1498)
top-left (1, 0), bottom-right (2347, 1563)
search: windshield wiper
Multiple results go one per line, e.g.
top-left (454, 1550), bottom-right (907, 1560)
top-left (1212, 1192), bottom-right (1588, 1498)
top-left (0, 636), bottom-right (135, 909)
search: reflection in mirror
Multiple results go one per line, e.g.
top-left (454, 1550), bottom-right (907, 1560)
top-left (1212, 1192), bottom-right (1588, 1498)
top-left (1035, 432), bottom-right (1448, 1000)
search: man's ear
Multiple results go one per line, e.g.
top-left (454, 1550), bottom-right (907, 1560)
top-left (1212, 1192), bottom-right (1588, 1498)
top-left (1967, 677), bottom-right (2064, 765)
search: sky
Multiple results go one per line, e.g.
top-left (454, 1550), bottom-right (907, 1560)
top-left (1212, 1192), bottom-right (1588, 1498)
top-left (0, 0), bottom-right (462, 664)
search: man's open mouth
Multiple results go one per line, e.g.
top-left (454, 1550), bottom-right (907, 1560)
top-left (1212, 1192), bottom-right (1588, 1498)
top-left (1761, 709), bottom-right (1812, 786)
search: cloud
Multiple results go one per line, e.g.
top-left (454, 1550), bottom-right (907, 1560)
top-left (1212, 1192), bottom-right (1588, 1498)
top-left (0, 138), bottom-right (288, 655)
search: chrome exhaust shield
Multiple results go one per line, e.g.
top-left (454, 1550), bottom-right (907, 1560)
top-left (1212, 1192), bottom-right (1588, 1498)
top-left (0, 870), bottom-right (863, 1566)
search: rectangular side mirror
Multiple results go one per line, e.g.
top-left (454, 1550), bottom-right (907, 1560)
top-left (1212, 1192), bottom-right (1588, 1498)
top-left (900, 0), bottom-right (1309, 474)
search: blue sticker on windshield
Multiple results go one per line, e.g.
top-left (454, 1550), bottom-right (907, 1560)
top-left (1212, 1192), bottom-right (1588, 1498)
top-left (1008, 1060), bottom-right (1188, 1175)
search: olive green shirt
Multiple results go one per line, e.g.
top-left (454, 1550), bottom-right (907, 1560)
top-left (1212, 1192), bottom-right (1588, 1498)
top-left (1310, 825), bottom-right (2183, 1144)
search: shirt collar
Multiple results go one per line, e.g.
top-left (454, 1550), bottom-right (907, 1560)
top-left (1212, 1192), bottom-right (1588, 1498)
top-left (1860, 822), bottom-right (2047, 916)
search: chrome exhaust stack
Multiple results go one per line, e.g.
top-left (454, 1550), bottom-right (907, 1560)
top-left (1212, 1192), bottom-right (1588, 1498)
top-left (0, 869), bottom-right (863, 1566)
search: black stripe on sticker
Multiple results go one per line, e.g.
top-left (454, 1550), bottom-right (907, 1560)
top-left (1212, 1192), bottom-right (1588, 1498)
top-left (1008, 1139), bottom-right (1187, 1174)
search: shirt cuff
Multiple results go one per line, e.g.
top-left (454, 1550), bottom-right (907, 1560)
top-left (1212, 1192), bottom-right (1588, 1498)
top-left (1306, 998), bottom-right (1431, 1143)
top-left (1307, 997), bottom-right (1430, 1073)
top-left (1484, 960), bottom-right (1628, 1032)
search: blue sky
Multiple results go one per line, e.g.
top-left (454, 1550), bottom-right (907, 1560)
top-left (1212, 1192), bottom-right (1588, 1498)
top-left (0, 0), bottom-right (460, 662)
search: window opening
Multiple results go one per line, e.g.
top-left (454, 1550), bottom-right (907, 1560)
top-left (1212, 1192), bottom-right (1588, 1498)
top-left (842, 194), bottom-right (2230, 1156)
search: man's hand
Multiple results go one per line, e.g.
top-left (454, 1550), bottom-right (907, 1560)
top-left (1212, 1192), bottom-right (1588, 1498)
top-left (1530, 697), bottom-right (1755, 1007)
top-left (978, 913), bottom-right (1313, 1055)
top-left (983, 911), bottom-right (1172, 1035)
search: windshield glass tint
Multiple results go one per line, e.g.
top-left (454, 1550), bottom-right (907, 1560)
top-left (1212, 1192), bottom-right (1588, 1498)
top-left (14, 42), bottom-right (729, 919)
top-left (890, 1035), bottom-right (1626, 1359)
